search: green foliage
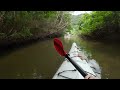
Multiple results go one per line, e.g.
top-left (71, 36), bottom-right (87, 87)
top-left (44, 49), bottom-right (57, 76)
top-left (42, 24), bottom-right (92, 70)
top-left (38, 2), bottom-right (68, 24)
top-left (78, 11), bottom-right (120, 39)
top-left (0, 33), bottom-right (6, 39)
top-left (19, 27), bottom-right (32, 38)
top-left (65, 14), bottom-right (81, 35)
top-left (0, 11), bottom-right (70, 41)
top-left (10, 32), bottom-right (21, 39)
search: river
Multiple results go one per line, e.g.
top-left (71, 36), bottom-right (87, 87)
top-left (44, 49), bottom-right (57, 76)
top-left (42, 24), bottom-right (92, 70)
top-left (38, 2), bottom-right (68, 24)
top-left (0, 36), bottom-right (120, 79)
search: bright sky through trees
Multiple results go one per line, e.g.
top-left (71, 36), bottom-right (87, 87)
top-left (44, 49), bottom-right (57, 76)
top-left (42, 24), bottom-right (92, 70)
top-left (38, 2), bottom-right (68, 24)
top-left (71, 11), bottom-right (92, 15)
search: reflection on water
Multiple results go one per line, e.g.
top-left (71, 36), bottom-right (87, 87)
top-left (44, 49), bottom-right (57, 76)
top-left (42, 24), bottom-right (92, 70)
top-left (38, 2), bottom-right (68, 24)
top-left (0, 39), bottom-right (63, 79)
top-left (0, 36), bottom-right (120, 79)
top-left (63, 36), bottom-right (120, 79)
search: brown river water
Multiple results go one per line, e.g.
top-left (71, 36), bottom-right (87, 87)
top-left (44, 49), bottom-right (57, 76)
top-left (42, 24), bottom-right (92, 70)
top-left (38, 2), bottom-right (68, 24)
top-left (0, 36), bottom-right (120, 79)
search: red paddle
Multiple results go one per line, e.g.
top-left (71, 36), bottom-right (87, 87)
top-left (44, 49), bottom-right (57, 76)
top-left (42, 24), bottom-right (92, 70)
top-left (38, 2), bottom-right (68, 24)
top-left (54, 38), bottom-right (87, 78)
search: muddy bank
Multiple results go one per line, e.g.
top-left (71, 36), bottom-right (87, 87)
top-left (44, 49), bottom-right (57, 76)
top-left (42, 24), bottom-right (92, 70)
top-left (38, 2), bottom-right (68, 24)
top-left (79, 33), bottom-right (120, 43)
top-left (0, 31), bottom-right (63, 50)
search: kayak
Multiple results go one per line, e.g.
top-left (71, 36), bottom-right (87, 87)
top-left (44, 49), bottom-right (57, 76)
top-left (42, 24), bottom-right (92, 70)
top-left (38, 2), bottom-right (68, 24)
top-left (53, 42), bottom-right (101, 79)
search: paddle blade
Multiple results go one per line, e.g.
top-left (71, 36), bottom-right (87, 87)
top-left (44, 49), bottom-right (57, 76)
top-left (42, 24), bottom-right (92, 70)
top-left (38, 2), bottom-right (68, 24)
top-left (54, 38), bottom-right (66, 56)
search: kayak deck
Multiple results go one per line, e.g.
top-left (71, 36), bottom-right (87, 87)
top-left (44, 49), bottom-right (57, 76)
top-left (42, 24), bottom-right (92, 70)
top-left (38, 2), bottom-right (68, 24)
top-left (53, 43), bottom-right (101, 79)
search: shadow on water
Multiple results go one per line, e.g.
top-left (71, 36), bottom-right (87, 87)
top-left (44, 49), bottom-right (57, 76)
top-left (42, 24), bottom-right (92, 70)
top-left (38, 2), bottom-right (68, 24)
top-left (0, 37), bottom-right (64, 79)
top-left (0, 42), bottom-right (37, 59)
top-left (0, 38), bottom-right (53, 59)
top-left (0, 35), bottom-right (120, 79)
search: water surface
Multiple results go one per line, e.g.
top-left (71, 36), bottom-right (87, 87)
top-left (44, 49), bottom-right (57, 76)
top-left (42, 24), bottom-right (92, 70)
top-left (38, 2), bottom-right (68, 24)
top-left (0, 36), bottom-right (120, 79)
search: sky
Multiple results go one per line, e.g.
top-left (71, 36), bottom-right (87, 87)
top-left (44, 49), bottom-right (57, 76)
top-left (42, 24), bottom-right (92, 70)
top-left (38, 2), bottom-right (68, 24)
top-left (71, 11), bottom-right (92, 15)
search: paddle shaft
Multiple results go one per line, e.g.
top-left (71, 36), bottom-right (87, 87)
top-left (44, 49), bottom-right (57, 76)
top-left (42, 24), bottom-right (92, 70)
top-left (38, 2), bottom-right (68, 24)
top-left (65, 54), bottom-right (87, 77)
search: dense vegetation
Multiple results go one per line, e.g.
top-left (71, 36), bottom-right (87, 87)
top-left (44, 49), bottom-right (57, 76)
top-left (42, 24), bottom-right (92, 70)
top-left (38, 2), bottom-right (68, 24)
top-left (0, 11), bottom-right (71, 46)
top-left (65, 15), bottom-right (80, 34)
top-left (1, 11), bottom-right (120, 47)
top-left (78, 11), bottom-right (120, 40)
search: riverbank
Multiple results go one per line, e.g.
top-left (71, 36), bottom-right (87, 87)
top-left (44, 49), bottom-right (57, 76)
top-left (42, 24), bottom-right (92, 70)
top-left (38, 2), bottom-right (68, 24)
top-left (79, 33), bottom-right (120, 43)
top-left (0, 31), bottom-right (63, 49)
top-left (0, 11), bottom-right (70, 50)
